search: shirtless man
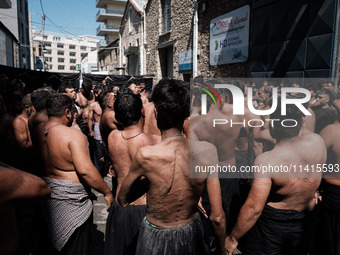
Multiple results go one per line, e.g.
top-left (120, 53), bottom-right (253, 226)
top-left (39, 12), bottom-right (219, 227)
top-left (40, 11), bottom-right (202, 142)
top-left (58, 83), bottom-right (80, 129)
top-left (76, 81), bottom-right (94, 137)
top-left (191, 85), bottom-right (243, 237)
top-left (28, 88), bottom-right (52, 143)
top-left (225, 102), bottom-right (326, 255)
top-left (118, 78), bottom-right (225, 254)
top-left (318, 124), bottom-right (340, 254)
top-left (12, 94), bottom-right (35, 172)
top-left (98, 91), bottom-right (119, 148)
top-left (105, 92), bottom-right (160, 255)
top-left (35, 93), bottom-right (113, 254)
top-left (126, 78), bottom-right (139, 95)
top-left (88, 90), bottom-right (105, 175)
top-left (0, 161), bottom-right (50, 255)
top-left (137, 79), bottom-right (149, 104)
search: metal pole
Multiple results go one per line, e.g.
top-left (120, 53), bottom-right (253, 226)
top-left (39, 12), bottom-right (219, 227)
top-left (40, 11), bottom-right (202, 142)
top-left (29, 11), bottom-right (34, 70)
top-left (193, 1), bottom-right (198, 78)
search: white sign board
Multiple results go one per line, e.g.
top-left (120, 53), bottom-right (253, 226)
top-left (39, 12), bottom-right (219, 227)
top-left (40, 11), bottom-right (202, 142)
top-left (179, 50), bottom-right (193, 71)
top-left (210, 5), bottom-right (250, 66)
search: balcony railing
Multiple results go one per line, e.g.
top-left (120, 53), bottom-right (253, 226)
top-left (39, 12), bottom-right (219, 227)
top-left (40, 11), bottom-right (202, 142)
top-left (96, 24), bottom-right (120, 36)
top-left (96, 9), bottom-right (124, 21)
top-left (96, 0), bottom-right (127, 8)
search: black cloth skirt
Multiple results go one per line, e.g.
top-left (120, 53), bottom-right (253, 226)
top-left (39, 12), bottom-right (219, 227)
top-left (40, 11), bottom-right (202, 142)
top-left (245, 205), bottom-right (310, 255)
top-left (136, 213), bottom-right (210, 255)
top-left (104, 200), bottom-right (146, 255)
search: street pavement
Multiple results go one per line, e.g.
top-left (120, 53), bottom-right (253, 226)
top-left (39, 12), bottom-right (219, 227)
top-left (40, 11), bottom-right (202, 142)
top-left (90, 176), bottom-right (112, 255)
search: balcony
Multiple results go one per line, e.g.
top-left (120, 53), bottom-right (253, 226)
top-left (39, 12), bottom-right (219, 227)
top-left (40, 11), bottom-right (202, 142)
top-left (96, 24), bottom-right (120, 36)
top-left (96, 9), bottom-right (124, 22)
top-left (96, 0), bottom-right (127, 8)
top-left (97, 40), bottom-right (108, 48)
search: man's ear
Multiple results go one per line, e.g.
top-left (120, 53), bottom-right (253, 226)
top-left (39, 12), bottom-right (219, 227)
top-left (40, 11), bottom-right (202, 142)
top-left (65, 108), bottom-right (72, 119)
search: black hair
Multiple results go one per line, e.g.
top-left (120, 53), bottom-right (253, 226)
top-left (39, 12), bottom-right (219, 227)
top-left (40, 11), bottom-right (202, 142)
top-left (81, 80), bottom-right (93, 99)
top-left (270, 97), bottom-right (303, 140)
top-left (151, 78), bottom-right (190, 131)
top-left (31, 88), bottom-right (52, 112)
top-left (117, 87), bottom-right (133, 96)
top-left (114, 93), bottom-right (142, 127)
top-left (57, 82), bottom-right (74, 93)
top-left (126, 77), bottom-right (139, 88)
top-left (46, 93), bottom-right (73, 117)
top-left (317, 89), bottom-right (333, 105)
top-left (98, 91), bottom-right (113, 110)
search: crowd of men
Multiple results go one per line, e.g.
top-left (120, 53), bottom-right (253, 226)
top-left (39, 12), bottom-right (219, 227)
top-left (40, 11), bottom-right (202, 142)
top-left (0, 75), bottom-right (340, 255)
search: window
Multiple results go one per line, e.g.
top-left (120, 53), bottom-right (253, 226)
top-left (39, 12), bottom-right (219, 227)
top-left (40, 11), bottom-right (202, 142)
top-left (49, 65), bottom-right (53, 69)
top-left (43, 35), bottom-right (48, 40)
top-left (57, 51), bottom-right (64, 56)
top-left (129, 6), bottom-right (133, 33)
top-left (57, 44), bottom-right (64, 48)
top-left (44, 43), bottom-right (51, 47)
top-left (70, 66), bottom-right (76, 70)
top-left (70, 59), bottom-right (76, 64)
top-left (53, 36), bottom-right (61, 41)
top-left (46, 57), bottom-right (52, 62)
top-left (46, 50), bottom-right (52, 55)
top-left (81, 53), bottom-right (86, 57)
top-left (80, 46), bottom-right (86, 51)
top-left (69, 45), bottom-right (76, 49)
top-left (70, 52), bottom-right (76, 57)
top-left (161, 0), bottom-right (171, 33)
top-left (58, 58), bottom-right (64, 63)
top-left (58, 65), bottom-right (65, 70)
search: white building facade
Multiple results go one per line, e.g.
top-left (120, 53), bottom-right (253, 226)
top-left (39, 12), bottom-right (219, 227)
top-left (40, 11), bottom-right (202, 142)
top-left (32, 31), bottom-right (99, 73)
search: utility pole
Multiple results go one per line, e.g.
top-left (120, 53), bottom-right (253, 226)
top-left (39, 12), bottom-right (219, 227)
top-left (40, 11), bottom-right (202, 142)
top-left (29, 12), bottom-right (44, 70)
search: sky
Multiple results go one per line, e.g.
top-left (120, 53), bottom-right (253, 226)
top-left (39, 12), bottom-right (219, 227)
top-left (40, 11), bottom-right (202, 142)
top-left (29, 0), bottom-right (101, 38)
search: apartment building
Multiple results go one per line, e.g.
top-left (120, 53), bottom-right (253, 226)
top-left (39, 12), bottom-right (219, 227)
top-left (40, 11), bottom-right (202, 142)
top-left (32, 31), bottom-right (98, 73)
top-left (96, 0), bottom-right (126, 73)
top-left (120, 0), bottom-right (147, 76)
top-left (0, 0), bottom-right (30, 69)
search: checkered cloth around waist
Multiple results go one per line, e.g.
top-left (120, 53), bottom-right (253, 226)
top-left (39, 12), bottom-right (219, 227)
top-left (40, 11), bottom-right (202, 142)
top-left (41, 177), bottom-right (93, 251)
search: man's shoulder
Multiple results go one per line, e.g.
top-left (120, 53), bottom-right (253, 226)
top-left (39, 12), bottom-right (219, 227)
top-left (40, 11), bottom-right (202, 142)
top-left (62, 125), bottom-right (86, 140)
top-left (320, 123), bottom-right (340, 137)
top-left (301, 131), bottom-right (324, 145)
top-left (13, 115), bottom-right (26, 126)
top-left (108, 129), bottom-right (120, 140)
top-left (143, 133), bottom-right (161, 144)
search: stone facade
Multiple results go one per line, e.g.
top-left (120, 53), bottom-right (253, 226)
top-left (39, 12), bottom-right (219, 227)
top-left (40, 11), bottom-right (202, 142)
top-left (120, 1), bottom-right (144, 76)
top-left (144, 0), bottom-right (252, 82)
top-left (98, 40), bottom-right (120, 75)
top-left (145, 0), bottom-right (194, 82)
top-left (121, 0), bottom-right (340, 82)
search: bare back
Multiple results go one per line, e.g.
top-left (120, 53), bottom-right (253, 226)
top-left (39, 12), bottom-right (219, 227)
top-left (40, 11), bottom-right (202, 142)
top-left (257, 132), bottom-right (326, 211)
top-left (36, 122), bottom-right (89, 182)
top-left (136, 138), bottom-right (206, 228)
top-left (320, 123), bottom-right (340, 186)
top-left (191, 105), bottom-right (242, 165)
top-left (108, 130), bottom-right (160, 204)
